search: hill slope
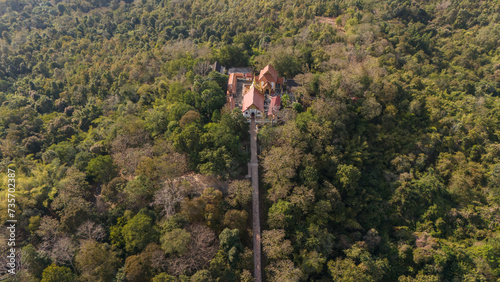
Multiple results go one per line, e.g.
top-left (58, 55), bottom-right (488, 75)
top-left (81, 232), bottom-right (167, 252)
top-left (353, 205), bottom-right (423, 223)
top-left (0, 0), bottom-right (499, 281)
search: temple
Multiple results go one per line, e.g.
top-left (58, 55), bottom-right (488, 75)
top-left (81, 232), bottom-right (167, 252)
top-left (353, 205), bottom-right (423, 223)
top-left (227, 64), bottom-right (287, 121)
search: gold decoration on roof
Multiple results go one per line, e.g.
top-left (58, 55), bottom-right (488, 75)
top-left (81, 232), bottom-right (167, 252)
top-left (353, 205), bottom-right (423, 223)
top-left (252, 75), bottom-right (263, 92)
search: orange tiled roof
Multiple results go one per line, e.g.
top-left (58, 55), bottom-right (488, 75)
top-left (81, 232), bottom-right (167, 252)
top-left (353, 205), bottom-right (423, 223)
top-left (258, 64), bottom-right (279, 82)
top-left (227, 73), bottom-right (237, 94)
top-left (242, 86), bottom-right (265, 112)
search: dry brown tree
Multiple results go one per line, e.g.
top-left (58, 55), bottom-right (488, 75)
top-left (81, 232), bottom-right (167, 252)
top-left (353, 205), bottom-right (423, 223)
top-left (165, 224), bottom-right (218, 276)
top-left (77, 221), bottom-right (106, 242)
top-left (151, 181), bottom-right (189, 217)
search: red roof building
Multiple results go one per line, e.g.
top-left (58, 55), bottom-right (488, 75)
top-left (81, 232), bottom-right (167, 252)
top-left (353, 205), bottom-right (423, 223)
top-left (268, 95), bottom-right (281, 116)
top-left (256, 64), bottom-right (284, 95)
top-left (227, 73), bottom-right (240, 96)
top-left (258, 64), bottom-right (279, 82)
top-left (242, 86), bottom-right (265, 118)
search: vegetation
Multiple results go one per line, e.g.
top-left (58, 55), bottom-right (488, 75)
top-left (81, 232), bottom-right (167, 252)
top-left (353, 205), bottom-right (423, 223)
top-left (0, 0), bottom-right (499, 281)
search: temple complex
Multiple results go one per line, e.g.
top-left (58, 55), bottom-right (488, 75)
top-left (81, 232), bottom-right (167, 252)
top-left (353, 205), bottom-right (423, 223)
top-left (227, 64), bottom-right (287, 121)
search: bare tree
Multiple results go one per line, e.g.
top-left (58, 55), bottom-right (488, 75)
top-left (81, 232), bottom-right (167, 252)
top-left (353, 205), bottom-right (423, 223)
top-left (166, 224), bottom-right (218, 275)
top-left (36, 216), bottom-right (61, 255)
top-left (194, 61), bottom-right (212, 76)
top-left (50, 237), bottom-right (77, 269)
top-left (152, 181), bottom-right (190, 217)
top-left (77, 221), bottom-right (106, 242)
top-left (148, 244), bottom-right (167, 271)
top-left (34, 217), bottom-right (78, 269)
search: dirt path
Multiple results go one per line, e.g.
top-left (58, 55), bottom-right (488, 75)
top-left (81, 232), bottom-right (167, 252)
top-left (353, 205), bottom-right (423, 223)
top-left (249, 117), bottom-right (262, 282)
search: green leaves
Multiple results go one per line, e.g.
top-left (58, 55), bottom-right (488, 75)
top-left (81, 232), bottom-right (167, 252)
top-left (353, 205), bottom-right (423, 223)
top-left (161, 228), bottom-right (191, 255)
top-left (86, 155), bottom-right (117, 184)
top-left (328, 243), bottom-right (388, 281)
top-left (337, 164), bottom-right (361, 189)
top-left (41, 264), bottom-right (75, 282)
top-left (212, 45), bottom-right (249, 68)
top-left (0, 0), bottom-right (500, 280)
top-left (268, 200), bottom-right (294, 230)
top-left (391, 171), bottom-right (451, 226)
top-left (121, 209), bottom-right (159, 254)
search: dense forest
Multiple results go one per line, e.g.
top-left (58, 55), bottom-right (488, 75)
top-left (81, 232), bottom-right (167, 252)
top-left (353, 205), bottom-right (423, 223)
top-left (0, 0), bottom-right (499, 281)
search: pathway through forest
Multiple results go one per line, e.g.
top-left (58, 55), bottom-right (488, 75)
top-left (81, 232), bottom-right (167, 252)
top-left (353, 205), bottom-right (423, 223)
top-left (249, 117), bottom-right (262, 282)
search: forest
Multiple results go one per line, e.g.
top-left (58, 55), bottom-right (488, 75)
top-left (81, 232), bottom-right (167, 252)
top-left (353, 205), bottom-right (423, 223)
top-left (0, 0), bottom-right (499, 281)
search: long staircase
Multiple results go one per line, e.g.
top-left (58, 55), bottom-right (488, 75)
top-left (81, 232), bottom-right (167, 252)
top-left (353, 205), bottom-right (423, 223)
top-left (249, 117), bottom-right (262, 282)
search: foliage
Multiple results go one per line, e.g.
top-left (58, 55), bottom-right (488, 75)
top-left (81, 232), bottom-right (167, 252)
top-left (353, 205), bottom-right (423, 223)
top-left (121, 209), bottom-right (159, 254)
top-left (75, 240), bottom-right (121, 282)
top-left (1, 0), bottom-right (500, 280)
top-left (40, 264), bottom-right (75, 282)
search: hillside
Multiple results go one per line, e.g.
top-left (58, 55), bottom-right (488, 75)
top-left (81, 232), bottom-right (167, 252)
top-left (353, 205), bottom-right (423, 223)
top-left (0, 0), bottom-right (500, 281)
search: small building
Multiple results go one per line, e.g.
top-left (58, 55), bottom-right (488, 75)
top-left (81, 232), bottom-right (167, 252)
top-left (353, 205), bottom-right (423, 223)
top-left (256, 64), bottom-right (284, 95)
top-left (227, 72), bottom-right (239, 96)
top-left (268, 95), bottom-right (281, 117)
top-left (227, 72), bottom-right (253, 97)
top-left (242, 86), bottom-right (265, 119)
top-left (210, 61), bottom-right (226, 74)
